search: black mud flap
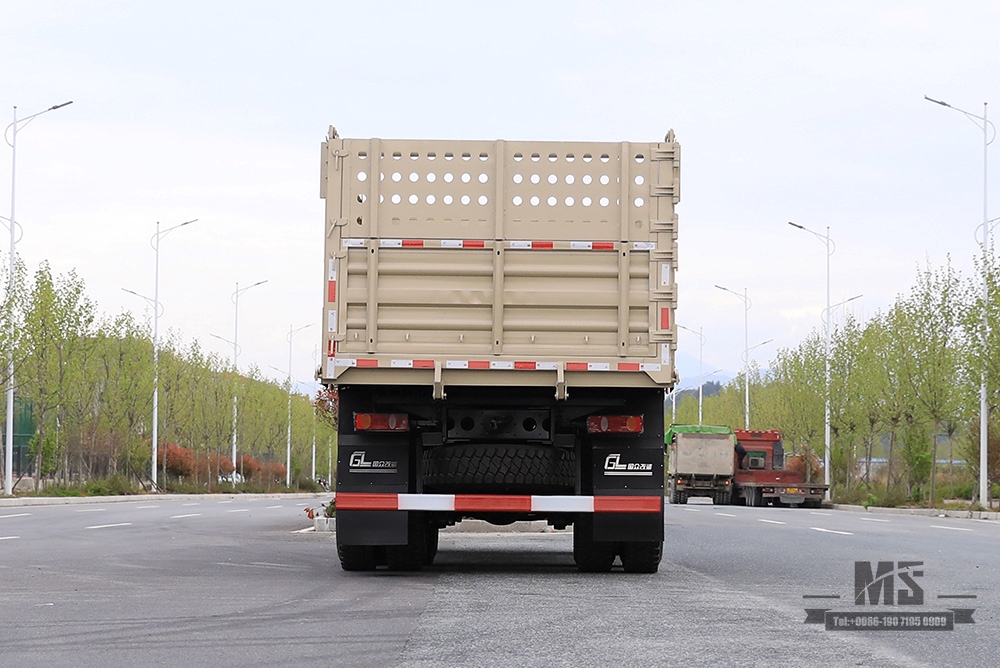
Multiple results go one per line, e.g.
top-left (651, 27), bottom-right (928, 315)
top-left (591, 444), bottom-right (664, 543)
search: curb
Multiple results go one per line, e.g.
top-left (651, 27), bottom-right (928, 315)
top-left (0, 492), bottom-right (329, 508)
top-left (830, 503), bottom-right (1000, 521)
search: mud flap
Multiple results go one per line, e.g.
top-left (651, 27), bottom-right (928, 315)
top-left (591, 444), bottom-right (664, 543)
top-left (336, 434), bottom-right (411, 546)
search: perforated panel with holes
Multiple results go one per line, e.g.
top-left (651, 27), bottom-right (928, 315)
top-left (320, 135), bottom-right (680, 387)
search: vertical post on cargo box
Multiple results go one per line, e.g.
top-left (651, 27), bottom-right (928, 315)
top-left (492, 141), bottom-right (506, 355)
top-left (618, 142), bottom-right (632, 357)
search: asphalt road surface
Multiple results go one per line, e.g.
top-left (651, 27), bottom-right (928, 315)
top-left (0, 495), bottom-right (996, 667)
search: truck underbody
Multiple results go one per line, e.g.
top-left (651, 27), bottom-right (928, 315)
top-left (334, 384), bottom-right (665, 572)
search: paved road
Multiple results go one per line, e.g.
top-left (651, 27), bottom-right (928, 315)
top-left (0, 496), bottom-right (996, 667)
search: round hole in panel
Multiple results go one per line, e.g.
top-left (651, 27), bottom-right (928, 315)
top-left (444, 172), bottom-right (454, 183)
top-left (513, 153), bottom-right (524, 162)
top-left (357, 194), bottom-right (367, 203)
top-left (530, 153), bottom-right (541, 162)
top-left (380, 172), bottom-right (385, 181)
top-left (479, 152), bottom-right (489, 161)
top-left (582, 174), bottom-right (593, 185)
top-left (600, 175), bottom-right (610, 185)
top-left (565, 154), bottom-right (575, 162)
top-left (547, 196), bottom-right (557, 206)
top-left (408, 194), bottom-right (419, 204)
top-left (582, 196), bottom-right (593, 207)
top-left (565, 174), bottom-right (575, 184)
top-left (634, 153), bottom-right (645, 163)
top-left (426, 172), bottom-right (437, 183)
top-left (530, 196), bottom-right (540, 206)
top-left (512, 195), bottom-right (523, 206)
top-left (530, 174), bottom-right (541, 184)
top-left (634, 197), bottom-right (645, 207)
top-left (427, 152), bottom-right (436, 161)
top-left (358, 152), bottom-right (368, 160)
top-left (391, 194), bottom-right (402, 204)
top-left (548, 153), bottom-right (558, 162)
top-left (461, 194), bottom-right (471, 205)
top-left (427, 194), bottom-right (436, 204)
top-left (583, 153), bottom-right (593, 162)
top-left (392, 172), bottom-right (402, 182)
top-left (409, 172), bottom-right (419, 183)
top-left (547, 174), bottom-right (558, 185)
top-left (478, 173), bottom-right (489, 184)
top-left (410, 152), bottom-right (419, 160)
top-left (634, 175), bottom-right (645, 185)
top-left (565, 196), bottom-right (574, 206)
top-left (512, 173), bottom-right (523, 184)
top-left (461, 153), bottom-right (472, 161)
top-left (478, 195), bottom-right (489, 206)
top-left (444, 152), bottom-right (454, 161)
top-left (357, 171), bottom-right (368, 182)
top-left (599, 196), bottom-right (610, 207)
top-left (443, 194), bottom-right (454, 205)
top-left (379, 195), bottom-right (384, 203)
top-left (392, 152), bottom-right (402, 160)
top-left (461, 173), bottom-right (472, 183)
top-left (600, 154), bottom-right (611, 163)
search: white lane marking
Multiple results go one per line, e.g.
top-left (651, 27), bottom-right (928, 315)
top-left (0, 536), bottom-right (19, 541)
top-left (811, 527), bottom-right (853, 535)
top-left (136, 505), bottom-right (160, 509)
top-left (682, 508), bottom-right (701, 512)
top-left (758, 519), bottom-right (786, 525)
top-left (715, 512), bottom-right (737, 518)
top-left (0, 513), bottom-right (30, 519)
top-left (218, 500), bottom-right (233, 504)
top-left (931, 525), bottom-right (972, 532)
top-left (809, 511), bottom-right (833, 516)
top-left (216, 561), bottom-right (305, 570)
top-left (170, 513), bottom-right (202, 519)
top-left (76, 508), bottom-right (106, 513)
top-left (85, 523), bottom-right (132, 530)
top-left (227, 509), bottom-right (250, 513)
top-left (859, 517), bottom-right (890, 523)
top-left (266, 505), bottom-right (283, 509)
top-left (182, 503), bottom-right (200, 507)
top-left (294, 526), bottom-right (315, 533)
top-left (294, 503), bottom-right (308, 507)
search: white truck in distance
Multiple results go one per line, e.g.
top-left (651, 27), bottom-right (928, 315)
top-left (666, 425), bottom-right (735, 505)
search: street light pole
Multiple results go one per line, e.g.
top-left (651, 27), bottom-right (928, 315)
top-left (4, 100), bottom-right (73, 495)
top-left (148, 219), bottom-right (197, 489)
top-left (678, 325), bottom-right (706, 425)
top-left (788, 221), bottom-right (836, 500)
top-left (283, 324), bottom-right (313, 487)
top-left (926, 95), bottom-right (994, 509)
top-left (715, 285), bottom-right (751, 429)
top-left (222, 280), bottom-right (267, 481)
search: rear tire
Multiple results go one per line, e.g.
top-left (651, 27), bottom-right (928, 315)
top-left (424, 525), bottom-right (440, 565)
top-left (620, 541), bottom-right (662, 574)
top-left (423, 444), bottom-right (575, 494)
top-left (337, 543), bottom-right (377, 571)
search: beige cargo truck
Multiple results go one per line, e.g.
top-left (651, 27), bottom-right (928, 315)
top-left (319, 128), bottom-right (679, 573)
top-left (666, 425), bottom-right (736, 505)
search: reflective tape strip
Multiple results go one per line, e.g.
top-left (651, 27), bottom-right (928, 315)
top-left (335, 493), bottom-right (661, 513)
top-left (342, 239), bottom-right (366, 248)
top-left (633, 242), bottom-right (656, 251)
top-left (333, 359), bottom-right (661, 372)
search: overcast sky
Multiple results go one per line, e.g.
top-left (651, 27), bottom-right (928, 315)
top-left (2, 1), bottom-right (998, 390)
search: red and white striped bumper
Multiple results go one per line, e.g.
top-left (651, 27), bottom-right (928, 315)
top-left (334, 492), bottom-right (661, 513)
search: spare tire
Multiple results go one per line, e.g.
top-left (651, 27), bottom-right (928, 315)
top-left (422, 444), bottom-right (575, 494)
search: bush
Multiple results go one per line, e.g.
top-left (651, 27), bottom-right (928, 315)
top-left (85, 473), bottom-right (138, 496)
top-left (296, 477), bottom-right (323, 493)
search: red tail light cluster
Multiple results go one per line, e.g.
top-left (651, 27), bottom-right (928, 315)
top-left (354, 413), bottom-right (409, 432)
top-left (587, 415), bottom-right (644, 434)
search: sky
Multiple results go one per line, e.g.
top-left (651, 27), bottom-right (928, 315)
top-left (1, 1), bottom-right (998, 392)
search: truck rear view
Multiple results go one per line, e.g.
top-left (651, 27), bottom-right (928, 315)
top-left (666, 425), bottom-right (735, 505)
top-left (319, 129), bottom-right (680, 572)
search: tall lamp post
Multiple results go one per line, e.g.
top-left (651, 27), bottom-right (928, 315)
top-left (282, 324), bottom-right (313, 487)
top-left (4, 100), bottom-right (73, 495)
top-left (212, 280), bottom-right (267, 481)
top-left (925, 95), bottom-right (994, 508)
top-left (715, 285), bottom-right (751, 429)
top-left (788, 221), bottom-right (838, 500)
top-left (677, 325), bottom-right (706, 424)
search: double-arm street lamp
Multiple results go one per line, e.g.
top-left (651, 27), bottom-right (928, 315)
top-left (212, 280), bottom-right (267, 480)
top-left (715, 285), bottom-right (752, 429)
top-left (281, 324), bottom-right (313, 487)
top-left (4, 100), bottom-right (73, 495)
top-left (926, 95), bottom-right (994, 508)
top-left (677, 324), bottom-right (707, 425)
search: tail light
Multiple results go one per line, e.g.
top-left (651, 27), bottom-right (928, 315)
top-left (587, 415), bottom-right (644, 434)
top-left (354, 413), bottom-right (409, 432)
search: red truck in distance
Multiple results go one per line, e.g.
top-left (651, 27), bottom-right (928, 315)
top-left (732, 429), bottom-right (827, 508)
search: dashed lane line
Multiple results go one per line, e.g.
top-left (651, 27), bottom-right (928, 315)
top-left (0, 536), bottom-right (19, 541)
top-left (682, 508), bottom-right (701, 512)
top-left (170, 513), bottom-right (202, 519)
top-left (931, 525), bottom-right (973, 532)
top-left (266, 505), bottom-right (283, 509)
top-left (0, 513), bottom-right (30, 519)
top-left (811, 527), bottom-right (853, 535)
top-left (809, 511), bottom-right (833, 516)
top-left (715, 512), bottom-right (737, 518)
top-left (136, 505), bottom-right (160, 509)
top-left (75, 508), bottom-right (106, 513)
top-left (859, 517), bottom-right (890, 523)
top-left (85, 523), bottom-right (132, 530)
top-left (226, 509), bottom-right (250, 513)
top-left (758, 519), bottom-right (786, 525)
